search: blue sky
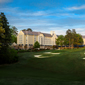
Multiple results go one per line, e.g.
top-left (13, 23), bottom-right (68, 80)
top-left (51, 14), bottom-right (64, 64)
top-left (0, 0), bottom-right (85, 35)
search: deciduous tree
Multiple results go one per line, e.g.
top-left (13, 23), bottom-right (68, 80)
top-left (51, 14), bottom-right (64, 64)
top-left (27, 28), bottom-right (32, 32)
top-left (56, 35), bottom-right (64, 49)
top-left (66, 29), bottom-right (72, 48)
top-left (74, 34), bottom-right (83, 46)
top-left (10, 26), bottom-right (18, 43)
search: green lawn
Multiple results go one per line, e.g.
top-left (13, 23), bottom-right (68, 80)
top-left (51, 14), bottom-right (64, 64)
top-left (0, 48), bottom-right (85, 85)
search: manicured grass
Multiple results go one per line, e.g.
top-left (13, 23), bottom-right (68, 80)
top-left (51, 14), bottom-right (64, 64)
top-left (0, 48), bottom-right (85, 85)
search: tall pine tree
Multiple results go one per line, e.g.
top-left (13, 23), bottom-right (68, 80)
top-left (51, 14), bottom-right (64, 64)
top-left (0, 12), bottom-right (11, 51)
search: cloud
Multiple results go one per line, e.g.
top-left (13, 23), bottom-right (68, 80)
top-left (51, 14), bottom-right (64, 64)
top-left (75, 28), bottom-right (85, 35)
top-left (66, 5), bottom-right (85, 10)
top-left (54, 28), bottom-right (85, 36)
top-left (0, 0), bottom-right (12, 3)
top-left (1, 6), bottom-right (85, 36)
top-left (0, 6), bottom-right (78, 19)
top-left (55, 30), bottom-right (66, 35)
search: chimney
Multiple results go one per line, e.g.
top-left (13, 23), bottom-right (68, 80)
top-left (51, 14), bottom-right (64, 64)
top-left (50, 31), bottom-right (55, 35)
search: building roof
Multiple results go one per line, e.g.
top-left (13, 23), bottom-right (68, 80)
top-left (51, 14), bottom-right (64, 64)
top-left (22, 30), bottom-right (52, 37)
top-left (22, 31), bottom-right (40, 35)
top-left (42, 33), bottom-right (52, 37)
top-left (56, 35), bottom-right (59, 37)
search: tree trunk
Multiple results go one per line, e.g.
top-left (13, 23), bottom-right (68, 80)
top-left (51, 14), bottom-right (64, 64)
top-left (72, 39), bottom-right (74, 49)
top-left (69, 38), bottom-right (70, 49)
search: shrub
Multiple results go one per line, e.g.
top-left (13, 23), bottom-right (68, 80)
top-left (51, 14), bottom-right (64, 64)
top-left (17, 49), bottom-right (30, 53)
top-left (0, 48), bottom-right (19, 64)
top-left (33, 41), bottom-right (40, 48)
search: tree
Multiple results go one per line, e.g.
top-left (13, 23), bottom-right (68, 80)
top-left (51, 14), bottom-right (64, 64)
top-left (22, 28), bottom-right (32, 32)
top-left (11, 35), bottom-right (17, 43)
top-left (22, 29), bottom-right (26, 31)
top-left (10, 26), bottom-right (18, 43)
top-left (11, 26), bottom-right (18, 36)
top-left (66, 29), bottom-right (72, 48)
top-left (0, 22), bottom-right (5, 48)
top-left (0, 13), bottom-right (19, 64)
top-left (0, 12), bottom-right (11, 48)
top-left (74, 34), bottom-right (83, 46)
top-left (34, 41), bottom-right (40, 48)
top-left (0, 23), bottom-right (5, 38)
top-left (56, 38), bottom-right (59, 46)
top-left (27, 28), bottom-right (32, 32)
top-left (65, 29), bottom-right (83, 48)
top-left (64, 36), bottom-right (69, 47)
top-left (71, 29), bottom-right (76, 48)
top-left (56, 35), bottom-right (65, 49)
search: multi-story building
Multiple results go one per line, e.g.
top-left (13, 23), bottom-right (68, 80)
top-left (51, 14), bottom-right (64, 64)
top-left (17, 30), bottom-right (58, 49)
top-left (82, 36), bottom-right (85, 45)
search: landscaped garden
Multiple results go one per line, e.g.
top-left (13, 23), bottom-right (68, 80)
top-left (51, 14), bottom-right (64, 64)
top-left (0, 48), bottom-right (85, 85)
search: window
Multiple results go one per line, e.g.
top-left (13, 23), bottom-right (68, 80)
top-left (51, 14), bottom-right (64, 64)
top-left (26, 36), bottom-right (27, 39)
top-left (19, 35), bottom-right (22, 44)
top-left (34, 36), bottom-right (36, 42)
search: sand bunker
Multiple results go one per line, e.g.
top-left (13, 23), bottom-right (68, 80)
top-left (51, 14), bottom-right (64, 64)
top-left (83, 58), bottom-right (85, 59)
top-left (34, 55), bottom-right (45, 58)
top-left (34, 52), bottom-right (60, 58)
top-left (34, 55), bottom-right (41, 57)
top-left (44, 52), bottom-right (60, 54)
top-left (51, 53), bottom-right (60, 54)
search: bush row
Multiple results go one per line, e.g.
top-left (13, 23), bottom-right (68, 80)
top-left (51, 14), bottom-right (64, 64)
top-left (17, 48), bottom-right (50, 53)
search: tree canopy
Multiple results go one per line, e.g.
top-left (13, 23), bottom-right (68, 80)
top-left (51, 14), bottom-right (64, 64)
top-left (56, 29), bottom-right (83, 48)
top-left (0, 12), bottom-right (11, 47)
top-left (27, 28), bottom-right (32, 32)
top-left (11, 26), bottom-right (18, 36)
top-left (74, 34), bottom-right (83, 46)
top-left (56, 35), bottom-right (65, 49)
top-left (0, 22), bottom-right (5, 48)
top-left (22, 28), bottom-right (32, 32)
top-left (34, 41), bottom-right (40, 48)
top-left (10, 26), bottom-right (18, 43)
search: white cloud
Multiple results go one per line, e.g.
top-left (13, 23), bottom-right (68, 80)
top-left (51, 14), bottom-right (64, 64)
top-left (66, 5), bottom-right (85, 10)
top-left (75, 28), bottom-right (85, 35)
top-left (55, 30), bottom-right (66, 35)
top-left (0, 0), bottom-right (12, 3)
top-left (54, 28), bottom-right (85, 36)
top-left (1, 6), bottom-right (85, 36)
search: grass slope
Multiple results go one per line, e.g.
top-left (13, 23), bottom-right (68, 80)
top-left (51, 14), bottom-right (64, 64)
top-left (0, 48), bottom-right (85, 85)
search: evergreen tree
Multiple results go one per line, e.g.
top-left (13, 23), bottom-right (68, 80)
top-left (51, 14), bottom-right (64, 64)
top-left (0, 13), bottom-right (19, 64)
top-left (0, 22), bottom-right (5, 48)
top-left (0, 12), bottom-right (11, 48)
top-left (34, 41), bottom-right (40, 48)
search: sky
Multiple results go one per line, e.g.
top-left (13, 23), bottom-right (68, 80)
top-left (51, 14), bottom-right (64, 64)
top-left (0, 0), bottom-right (85, 35)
